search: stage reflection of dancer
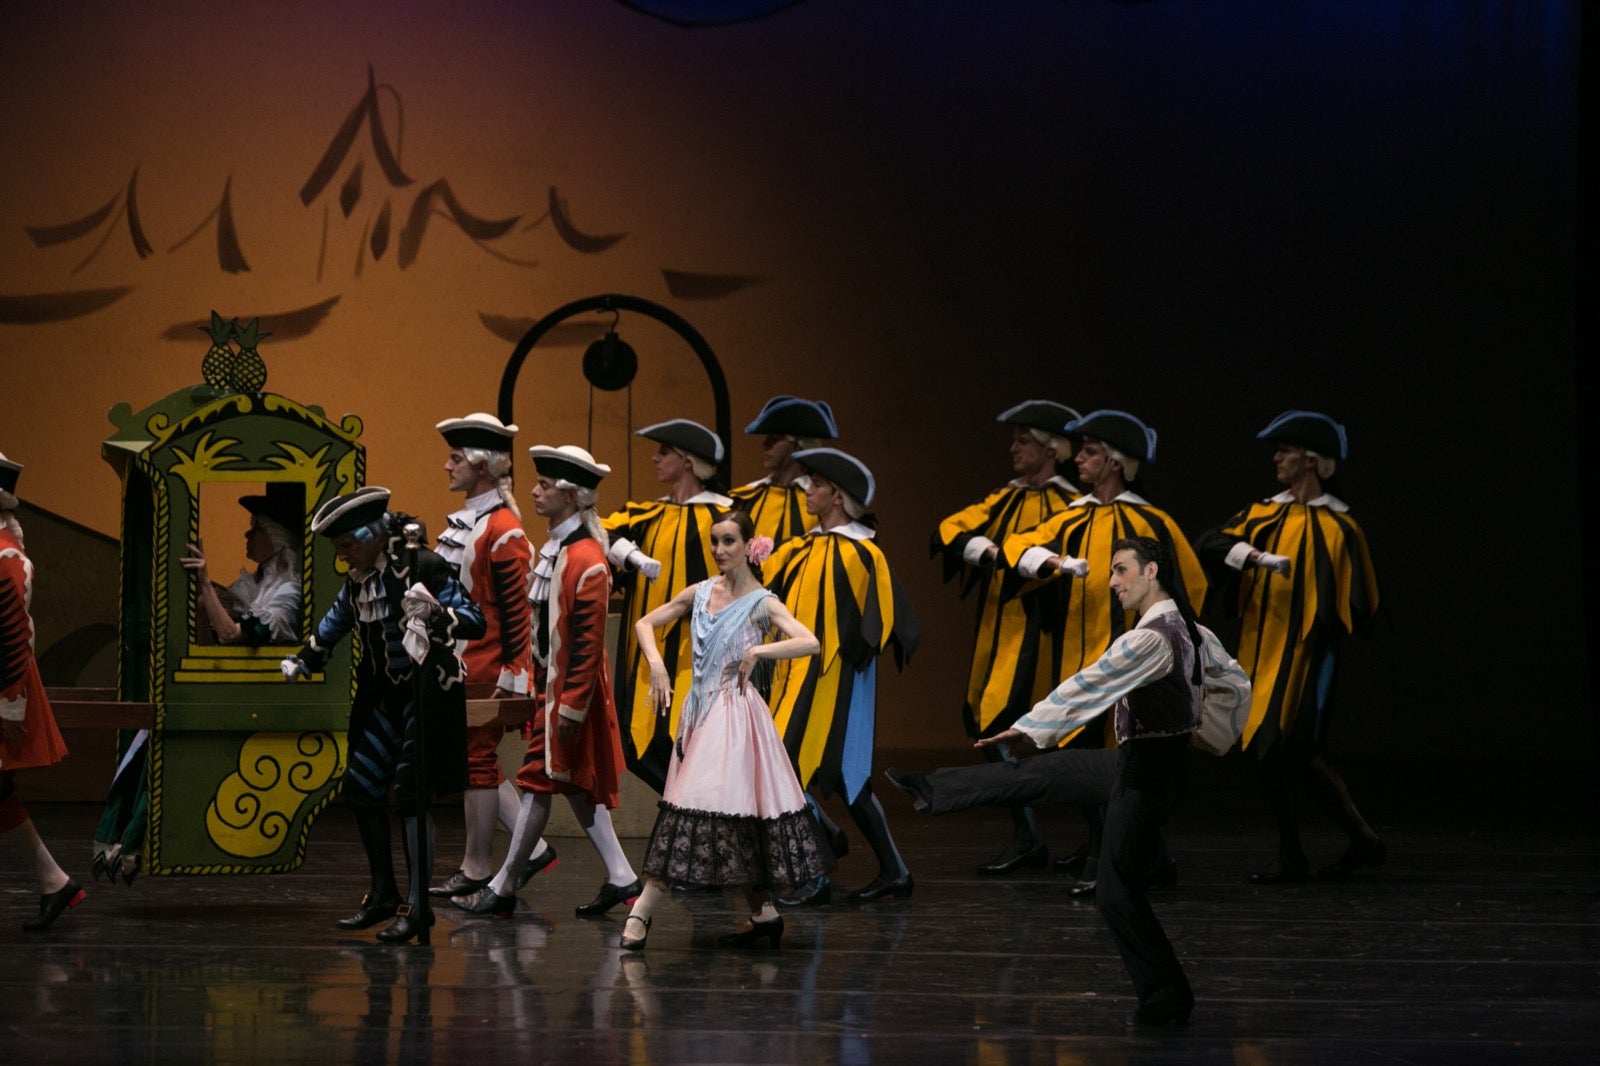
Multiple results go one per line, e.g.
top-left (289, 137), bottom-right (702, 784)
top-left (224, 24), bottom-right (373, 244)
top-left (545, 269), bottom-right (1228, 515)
top-left (764, 449), bottom-right (920, 905)
top-left (426, 414), bottom-right (557, 901)
top-left (603, 419), bottom-right (734, 792)
top-left (1195, 411), bottom-right (1383, 883)
top-left (93, 486), bottom-right (304, 885)
top-left (931, 400), bottom-right (1081, 875)
top-left (283, 487), bottom-right (484, 943)
top-left (1, 453), bottom-right (85, 932)
top-left (728, 395), bottom-right (839, 546)
top-left (457, 446), bottom-right (640, 919)
top-left (621, 510), bottom-right (834, 950)
top-left (1002, 409), bottom-right (1207, 891)
top-left (890, 538), bottom-right (1250, 1027)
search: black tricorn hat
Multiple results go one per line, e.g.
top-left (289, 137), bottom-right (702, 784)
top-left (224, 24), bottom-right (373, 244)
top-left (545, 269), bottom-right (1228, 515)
top-left (310, 486), bottom-right (391, 538)
top-left (793, 447), bottom-right (875, 509)
top-left (0, 453), bottom-right (20, 496)
top-left (1065, 410), bottom-right (1158, 463)
top-left (239, 482), bottom-right (304, 534)
top-left (528, 444), bottom-right (610, 490)
top-left (636, 418), bottom-right (725, 464)
top-left (1257, 410), bottom-right (1347, 459)
top-left (997, 400), bottom-right (1083, 436)
top-left (744, 396), bottom-right (839, 440)
top-left (436, 412), bottom-right (518, 452)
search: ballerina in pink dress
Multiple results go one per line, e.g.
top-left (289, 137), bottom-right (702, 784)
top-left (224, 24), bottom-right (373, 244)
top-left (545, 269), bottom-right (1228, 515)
top-left (622, 510), bottom-right (833, 950)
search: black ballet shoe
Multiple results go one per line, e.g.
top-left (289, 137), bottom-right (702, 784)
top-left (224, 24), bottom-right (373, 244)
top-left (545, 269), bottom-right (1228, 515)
top-left (23, 879), bottom-right (86, 932)
top-left (1316, 837), bottom-right (1387, 879)
top-left (1148, 860), bottom-right (1179, 889)
top-left (514, 845), bottom-right (560, 890)
top-left (575, 878), bottom-right (642, 917)
top-left (335, 892), bottom-right (401, 930)
top-left (1130, 986), bottom-right (1194, 1027)
top-left (718, 915), bottom-right (783, 948)
top-left (977, 841), bottom-right (1048, 876)
top-left (454, 886), bottom-right (516, 918)
top-left (620, 914), bottom-right (651, 950)
top-left (828, 826), bottom-right (850, 860)
top-left (847, 873), bottom-right (914, 901)
top-left (1248, 855), bottom-right (1309, 885)
top-left (1067, 878), bottom-right (1096, 899)
top-left (883, 767), bottom-right (931, 813)
top-left (776, 876), bottom-right (831, 908)
top-left (427, 869), bottom-right (491, 898)
top-left (1052, 842), bottom-right (1090, 876)
top-left (375, 903), bottom-right (436, 944)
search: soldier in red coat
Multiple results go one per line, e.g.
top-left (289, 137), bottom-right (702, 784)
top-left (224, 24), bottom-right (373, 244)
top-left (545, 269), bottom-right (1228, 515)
top-left (426, 414), bottom-right (557, 900)
top-left (457, 445), bottom-right (640, 919)
top-left (0, 453), bottom-right (85, 931)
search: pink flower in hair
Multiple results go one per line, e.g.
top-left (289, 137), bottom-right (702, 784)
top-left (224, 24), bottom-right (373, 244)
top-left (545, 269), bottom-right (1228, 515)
top-left (747, 535), bottom-right (774, 566)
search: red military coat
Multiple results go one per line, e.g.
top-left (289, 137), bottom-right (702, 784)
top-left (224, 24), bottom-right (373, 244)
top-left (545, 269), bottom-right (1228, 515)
top-left (1, 528), bottom-right (68, 773)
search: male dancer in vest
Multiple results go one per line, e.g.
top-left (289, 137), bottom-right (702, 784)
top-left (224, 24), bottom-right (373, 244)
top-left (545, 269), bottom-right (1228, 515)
top-left (428, 414), bottom-right (557, 900)
top-left (891, 538), bottom-right (1250, 1026)
top-left (1195, 411), bottom-right (1382, 883)
top-left (930, 400), bottom-right (1080, 874)
top-left (456, 445), bottom-right (640, 918)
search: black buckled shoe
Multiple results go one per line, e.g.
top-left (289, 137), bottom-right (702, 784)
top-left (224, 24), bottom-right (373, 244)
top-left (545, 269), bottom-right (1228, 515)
top-left (718, 915), bottom-right (783, 948)
top-left (428, 869), bottom-right (491, 898)
top-left (1067, 879), bottom-right (1096, 899)
top-left (1248, 854), bottom-right (1309, 885)
top-left (977, 841), bottom-right (1048, 876)
top-left (376, 903), bottom-right (437, 943)
top-left (575, 878), bottom-right (642, 917)
top-left (335, 892), bottom-right (401, 930)
top-left (883, 768), bottom-right (931, 813)
top-left (620, 914), bottom-right (651, 950)
top-left (514, 845), bottom-right (560, 890)
top-left (847, 873), bottom-right (913, 901)
top-left (1052, 842), bottom-right (1090, 876)
top-left (23, 879), bottom-right (86, 932)
top-left (1316, 837), bottom-right (1386, 879)
top-left (776, 876), bottom-right (831, 908)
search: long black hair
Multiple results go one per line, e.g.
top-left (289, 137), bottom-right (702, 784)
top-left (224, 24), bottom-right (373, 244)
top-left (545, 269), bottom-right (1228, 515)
top-left (1112, 535), bottom-right (1202, 685)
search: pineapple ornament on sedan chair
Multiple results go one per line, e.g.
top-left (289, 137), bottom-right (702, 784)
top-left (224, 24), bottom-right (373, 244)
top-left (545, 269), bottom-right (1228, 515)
top-left (199, 311), bottom-right (272, 394)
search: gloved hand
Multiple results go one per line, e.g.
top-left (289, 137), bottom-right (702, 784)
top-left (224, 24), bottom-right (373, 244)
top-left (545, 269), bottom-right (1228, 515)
top-left (1057, 555), bottom-right (1090, 578)
top-left (280, 658), bottom-right (308, 681)
top-left (627, 550), bottom-right (662, 581)
top-left (1255, 552), bottom-right (1291, 576)
top-left (401, 583), bottom-right (441, 664)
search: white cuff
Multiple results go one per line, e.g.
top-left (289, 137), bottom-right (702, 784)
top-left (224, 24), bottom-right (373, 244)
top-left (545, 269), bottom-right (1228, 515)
top-left (496, 666), bottom-right (530, 695)
top-left (607, 536), bottom-right (639, 568)
top-left (1016, 546), bottom-right (1057, 579)
top-left (1224, 542), bottom-right (1255, 571)
top-left (961, 536), bottom-right (998, 565)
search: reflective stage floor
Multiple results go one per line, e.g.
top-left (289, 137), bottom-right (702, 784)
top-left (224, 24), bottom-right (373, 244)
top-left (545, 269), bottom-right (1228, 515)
top-left (3, 756), bottom-right (1597, 1064)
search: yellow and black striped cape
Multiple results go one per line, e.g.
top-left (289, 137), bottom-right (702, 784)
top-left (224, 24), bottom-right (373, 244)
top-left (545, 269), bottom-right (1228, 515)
top-left (931, 477), bottom-right (1079, 738)
top-left (602, 493), bottom-right (732, 791)
top-left (764, 525), bottom-right (920, 800)
top-left (1002, 492), bottom-right (1208, 746)
top-left (1196, 494), bottom-right (1378, 753)
top-left (728, 478), bottom-right (811, 546)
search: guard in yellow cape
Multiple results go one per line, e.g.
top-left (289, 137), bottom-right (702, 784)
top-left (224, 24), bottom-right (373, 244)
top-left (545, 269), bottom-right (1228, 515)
top-left (602, 419), bottom-right (732, 791)
top-left (930, 400), bottom-right (1081, 876)
top-left (1001, 409), bottom-right (1204, 891)
top-left (728, 395), bottom-right (840, 547)
top-left (1195, 411), bottom-right (1383, 884)
top-left (765, 448), bottom-right (919, 905)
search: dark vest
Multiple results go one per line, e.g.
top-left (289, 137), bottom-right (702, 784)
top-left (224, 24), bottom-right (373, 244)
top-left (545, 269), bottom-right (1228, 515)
top-left (1114, 608), bottom-right (1201, 742)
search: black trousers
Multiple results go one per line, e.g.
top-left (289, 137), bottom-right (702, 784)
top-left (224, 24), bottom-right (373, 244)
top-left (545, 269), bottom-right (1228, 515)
top-left (923, 737), bottom-right (1191, 1007)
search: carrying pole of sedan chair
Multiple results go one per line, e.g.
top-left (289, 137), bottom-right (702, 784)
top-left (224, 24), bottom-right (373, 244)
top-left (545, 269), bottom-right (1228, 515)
top-left (403, 521), bottom-right (432, 946)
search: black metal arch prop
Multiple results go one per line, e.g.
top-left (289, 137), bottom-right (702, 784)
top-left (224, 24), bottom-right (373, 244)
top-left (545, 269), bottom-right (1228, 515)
top-left (496, 294), bottom-right (732, 486)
